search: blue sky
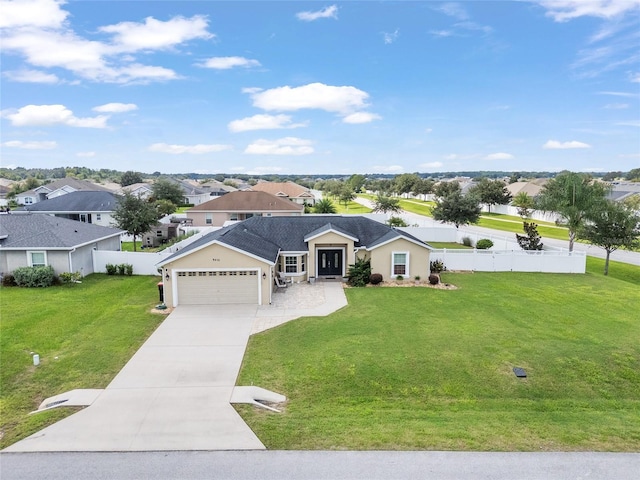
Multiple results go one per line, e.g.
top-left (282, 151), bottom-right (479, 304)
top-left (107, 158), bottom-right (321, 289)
top-left (1, 0), bottom-right (639, 176)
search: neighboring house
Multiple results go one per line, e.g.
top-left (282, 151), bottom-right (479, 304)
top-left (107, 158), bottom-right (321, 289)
top-left (608, 181), bottom-right (640, 203)
top-left (119, 182), bottom-right (154, 199)
top-left (166, 178), bottom-right (211, 206)
top-left (157, 215), bottom-right (431, 307)
top-left (186, 191), bottom-right (304, 227)
top-left (185, 179), bottom-right (236, 197)
top-left (0, 214), bottom-right (123, 276)
top-left (250, 181), bottom-right (317, 206)
top-left (142, 223), bottom-right (179, 248)
top-left (0, 185), bottom-right (10, 207)
top-left (15, 178), bottom-right (111, 206)
top-left (17, 191), bottom-right (121, 227)
top-left (506, 181), bottom-right (543, 199)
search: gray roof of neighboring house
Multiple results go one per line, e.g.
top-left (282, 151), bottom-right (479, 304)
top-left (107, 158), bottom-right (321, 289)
top-left (159, 215), bottom-right (427, 265)
top-left (19, 191), bottom-right (121, 213)
top-left (20, 178), bottom-right (112, 197)
top-left (0, 214), bottom-right (123, 249)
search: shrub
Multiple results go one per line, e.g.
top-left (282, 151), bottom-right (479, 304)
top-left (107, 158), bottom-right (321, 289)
top-left (476, 239), bottom-right (494, 250)
top-left (13, 266), bottom-right (55, 288)
top-left (369, 273), bottom-right (383, 285)
top-left (462, 236), bottom-right (473, 247)
top-left (414, 275), bottom-right (421, 282)
top-left (347, 258), bottom-right (371, 287)
top-left (428, 274), bottom-right (440, 285)
top-left (106, 263), bottom-right (117, 275)
top-left (396, 275), bottom-right (404, 282)
top-left (125, 264), bottom-right (133, 276)
top-left (2, 274), bottom-right (16, 287)
top-left (59, 271), bottom-right (83, 284)
top-left (430, 259), bottom-right (445, 273)
top-left (117, 264), bottom-right (126, 275)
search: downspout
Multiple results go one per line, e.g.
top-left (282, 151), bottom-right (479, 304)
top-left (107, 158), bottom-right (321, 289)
top-left (68, 247), bottom-right (77, 274)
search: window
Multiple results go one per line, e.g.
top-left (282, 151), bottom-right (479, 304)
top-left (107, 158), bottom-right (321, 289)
top-left (285, 256), bottom-right (297, 273)
top-left (29, 251), bottom-right (46, 267)
top-left (392, 252), bottom-right (408, 276)
top-left (24, 197), bottom-right (34, 205)
top-left (156, 230), bottom-right (163, 237)
top-left (96, 214), bottom-right (102, 221)
top-left (205, 213), bottom-right (212, 225)
top-left (230, 213), bottom-right (238, 221)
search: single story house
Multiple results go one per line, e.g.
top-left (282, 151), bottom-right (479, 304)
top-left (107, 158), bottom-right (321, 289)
top-left (249, 181), bottom-right (317, 206)
top-left (186, 191), bottom-right (304, 226)
top-left (16, 191), bottom-right (121, 227)
top-left (0, 214), bottom-right (123, 276)
top-left (142, 222), bottom-right (179, 248)
top-left (15, 178), bottom-right (112, 206)
top-left (157, 215), bottom-right (431, 307)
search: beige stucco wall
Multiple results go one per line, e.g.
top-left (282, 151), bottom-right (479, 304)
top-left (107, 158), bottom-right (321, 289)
top-left (161, 242), bottom-right (274, 306)
top-left (306, 231), bottom-right (355, 278)
top-left (368, 238), bottom-right (431, 282)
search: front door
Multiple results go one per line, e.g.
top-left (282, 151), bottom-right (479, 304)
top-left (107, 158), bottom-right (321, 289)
top-left (317, 249), bottom-right (342, 277)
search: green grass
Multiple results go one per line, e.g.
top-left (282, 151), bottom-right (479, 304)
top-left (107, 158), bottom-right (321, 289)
top-left (586, 256), bottom-right (640, 285)
top-left (427, 242), bottom-right (473, 249)
top-left (328, 196), bottom-right (372, 214)
top-left (236, 267), bottom-right (640, 451)
top-left (0, 275), bottom-right (164, 449)
top-left (120, 241), bottom-right (160, 252)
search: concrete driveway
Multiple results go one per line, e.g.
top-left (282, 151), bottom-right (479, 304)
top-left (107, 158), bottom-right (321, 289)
top-left (5, 305), bottom-right (265, 452)
top-left (5, 281), bottom-right (348, 452)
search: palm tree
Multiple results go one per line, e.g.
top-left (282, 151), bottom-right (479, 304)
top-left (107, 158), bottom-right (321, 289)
top-left (512, 192), bottom-right (535, 218)
top-left (536, 172), bottom-right (609, 251)
top-left (313, 198), bottom-right (337, 214)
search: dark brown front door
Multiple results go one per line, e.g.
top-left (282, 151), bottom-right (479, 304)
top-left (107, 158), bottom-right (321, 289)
top-left (317, 249), bottom-right (342, 276)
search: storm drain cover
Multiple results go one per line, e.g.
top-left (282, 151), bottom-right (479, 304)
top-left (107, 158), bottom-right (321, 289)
top-left (513, 367), bottom-right (527, 378)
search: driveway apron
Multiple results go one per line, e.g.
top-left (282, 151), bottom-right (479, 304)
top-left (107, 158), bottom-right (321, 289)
top-left (5, 305), bottom-right (265, 452)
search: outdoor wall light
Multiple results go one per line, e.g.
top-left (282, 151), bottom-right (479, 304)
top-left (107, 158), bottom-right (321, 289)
top-left (262, 272), bottom-right (266, 279)
top-left (165, 272), bottom-right (170, 281)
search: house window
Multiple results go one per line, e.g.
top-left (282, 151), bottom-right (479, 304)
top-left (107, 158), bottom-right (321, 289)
top-left (24, 197), bottom-right (34, 205)
top-left (96, 214), bottom-right (102, 221)
top-left (29, 251), bottom-right (46, 267)
top-left (301, 256), bottom-right (306, 273)
top-left (156, 230), bottom-right (163, 237)
top-left (230, 213), bottom-right (238, 221)
top-left (392, 252), bottom-right (408, 276)
top-left (205, 213), bottom-right (212, 225)
top-left (285, 256), bottom-right (297, 273)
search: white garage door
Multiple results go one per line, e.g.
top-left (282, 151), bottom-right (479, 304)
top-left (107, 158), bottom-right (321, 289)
top-left (176, 270), bottom-right (259, 305)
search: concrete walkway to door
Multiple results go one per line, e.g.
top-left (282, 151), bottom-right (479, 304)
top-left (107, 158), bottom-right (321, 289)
top-left (4, 282), bottom-right (348, 452)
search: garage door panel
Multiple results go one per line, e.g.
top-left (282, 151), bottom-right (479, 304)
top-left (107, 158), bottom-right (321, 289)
top-left (176, 271), bottom-right (258, 305)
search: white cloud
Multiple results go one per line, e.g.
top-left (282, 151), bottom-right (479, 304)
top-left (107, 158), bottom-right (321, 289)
top-left (543, 140), bottom-right (592, 149)
top-left (148, 143), bottom-right (232, 154)
top-left (76, 151), bottom-right (96, 157)
top-left (92, 103), bottom-right (138, 113)
top-left (383, 29), bottom-right (399, 44)
top-left (99, 15), bottom-right (212, 52)
top-left (485, 152), bottom-right (515, 160)
top-left (430, 30), bottom-right (455, 38)
top-left (372, 165), bottom-right (404, 173)
top-left (244, 137), bottom-right (314, 155)
top-left (2, 140), bottom-right (57, 149)
top-left (296, 5), bottom-right (338, 21)
top-left (616, 120), bottom-right (640, 127)
top-left (425, 128), bottom-right (433, 134)
top-left (3, 69), bottom-right (60, 84)
top-left (435, 2), bottom-right (469, 21)
top-left (342, 112), bottom-right (382, 124)
top-left (3, 104), bottom-right (108, 128)
top-left (538, 0), bottom-right (640, 22)
top-left (631, 72), bottom-right (640, 82)
top-left (197, 56), bottom-right (261, 70)
top-left (228, 114), bottom-right (307, 132)
top-left (248, 82), bottom-right (370, 116)
top-left (420, 161), bottom-right (444, 169)
top-left (604, 103), bottom-right (629, 109)
top-left (598, 90), bottom-right (639, 97)
top-left (0, 0), bottom-right (68, 29)
top-left (246, 166), bottom-right (286, 175)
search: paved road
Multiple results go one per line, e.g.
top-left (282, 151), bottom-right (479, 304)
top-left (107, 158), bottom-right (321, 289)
top-left (355, 197), bottom-right (640, 266)
top-left (2, 451), bottom-right (639, 480)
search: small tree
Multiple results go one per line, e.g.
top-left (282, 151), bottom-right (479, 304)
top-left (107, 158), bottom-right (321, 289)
top-left (387, 216), bottom-right (408, 227)
top-left (120, 171), bottom-right (143, 187)
top-left (372, 194), bottom-right (402, 214)
top-left (469, 178), bottom-right (512, 213)
top-left (579, 201), bottom-right (640, 275)
top-left (512, 192), bottom-right (535, 218)
top-left (152, 179), bottom-right (185, 206)
top-left (154, 199), bottom-right (177, 218)
top-left (338, 185), bottom-right (356, 208)
top-left (112, 192), bottom-right (159, 251)
top-left (434, 180), bottom-right (461, 199)
top-left (516, 222), bottom-right (544, 251)
top-left (432, 191), bottom-right (481, 228)
top-left (313, 198), bottom-right (337, 214)
top-left (347, 258), bottom-right (371, 287)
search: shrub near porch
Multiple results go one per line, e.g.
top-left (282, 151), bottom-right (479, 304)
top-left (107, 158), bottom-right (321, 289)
top-left (235, 268), bottom-right (640, 451)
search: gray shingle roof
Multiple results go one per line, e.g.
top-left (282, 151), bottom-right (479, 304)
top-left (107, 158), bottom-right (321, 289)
top-left (0, 214), bottom-right (123, 249)
top-left (159, 215), bottom-right (426, 265)
top-left (21, 191), bottom-right (121, 213)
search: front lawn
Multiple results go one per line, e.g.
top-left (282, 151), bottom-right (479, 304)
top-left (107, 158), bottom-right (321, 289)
top-left (236, 266), bottom-right (640, 451)
top-left (0, 275), bottom-right (164, 449)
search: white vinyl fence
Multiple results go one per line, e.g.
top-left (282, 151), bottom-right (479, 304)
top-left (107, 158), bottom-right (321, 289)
top-left (92, 250), bottom-right (172, 276)
top-left (429, 249), bottom-right (586, 273)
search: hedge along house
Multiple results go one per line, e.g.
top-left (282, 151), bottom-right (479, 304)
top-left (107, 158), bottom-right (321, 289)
top-left (156, 215), bottom-right (431, 307)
